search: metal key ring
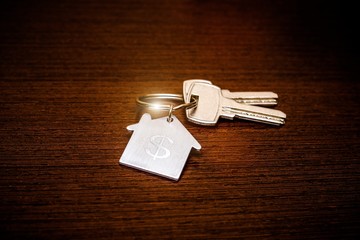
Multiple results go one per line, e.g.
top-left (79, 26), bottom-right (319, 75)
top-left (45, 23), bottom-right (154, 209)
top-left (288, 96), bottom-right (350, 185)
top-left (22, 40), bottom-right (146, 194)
top-left (136, 94), bottom-right (197, 122)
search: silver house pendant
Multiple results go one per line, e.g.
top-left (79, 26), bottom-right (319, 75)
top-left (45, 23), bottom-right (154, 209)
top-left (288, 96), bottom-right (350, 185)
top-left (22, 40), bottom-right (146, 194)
top-left (120, 113), bottom-right (201, 181)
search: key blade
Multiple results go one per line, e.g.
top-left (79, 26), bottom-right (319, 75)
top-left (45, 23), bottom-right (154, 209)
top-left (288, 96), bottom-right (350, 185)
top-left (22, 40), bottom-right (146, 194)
top-left (221, 98), bottom-right (286, 125)
top-left (234, 98), bottom-right (278, 106)
top-left (221, 90), bottom-right (278, 99)
top-left (183, 80), bottom-right (278, 107)
top-left (222, 107), bottom-right (285, 125)
top-left (222, 89), bottom-right (278, 107)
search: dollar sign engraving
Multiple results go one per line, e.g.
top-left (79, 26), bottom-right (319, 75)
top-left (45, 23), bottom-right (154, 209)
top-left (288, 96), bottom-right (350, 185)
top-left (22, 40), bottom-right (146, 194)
top-left (146, 135), bottom-right (173, 160)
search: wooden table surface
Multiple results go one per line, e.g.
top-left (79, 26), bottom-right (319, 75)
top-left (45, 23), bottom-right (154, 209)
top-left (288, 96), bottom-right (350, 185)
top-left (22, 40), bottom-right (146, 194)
top-left (1, 1), bottom-right (359, 239)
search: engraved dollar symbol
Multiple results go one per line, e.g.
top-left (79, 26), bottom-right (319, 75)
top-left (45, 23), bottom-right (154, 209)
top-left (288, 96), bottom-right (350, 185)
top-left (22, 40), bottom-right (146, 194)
top-left (146, 135), bottom-right (173, 160)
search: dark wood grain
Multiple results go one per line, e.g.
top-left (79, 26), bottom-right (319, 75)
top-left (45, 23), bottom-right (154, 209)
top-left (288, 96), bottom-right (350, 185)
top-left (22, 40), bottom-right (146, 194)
top-left (1, 0), bottom-right (359, 239)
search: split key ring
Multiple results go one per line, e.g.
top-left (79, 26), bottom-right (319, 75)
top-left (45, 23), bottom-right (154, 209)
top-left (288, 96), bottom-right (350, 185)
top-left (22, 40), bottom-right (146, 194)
top-left (136, 94), bottom-right (197, 122)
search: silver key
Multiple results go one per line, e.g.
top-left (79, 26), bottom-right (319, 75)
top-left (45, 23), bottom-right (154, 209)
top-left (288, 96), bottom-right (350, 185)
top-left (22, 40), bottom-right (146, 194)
top-left (185, 82), bottom-right (286, 126)
top-left (183, 79), bottom-right (278, 107)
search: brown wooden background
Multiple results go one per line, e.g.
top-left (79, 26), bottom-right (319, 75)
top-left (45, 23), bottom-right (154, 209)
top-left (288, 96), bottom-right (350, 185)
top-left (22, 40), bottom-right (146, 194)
top-left (1, 0), bottom-right (359, 239)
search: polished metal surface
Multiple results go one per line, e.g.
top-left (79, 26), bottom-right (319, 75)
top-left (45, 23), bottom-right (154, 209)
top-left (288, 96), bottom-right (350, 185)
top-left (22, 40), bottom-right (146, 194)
top-left (183, 79), bottom-right (278, 107)
top-left (120, 113), bottom-right (201, 181)
top-left (184, 82), bottom-right (286, 126)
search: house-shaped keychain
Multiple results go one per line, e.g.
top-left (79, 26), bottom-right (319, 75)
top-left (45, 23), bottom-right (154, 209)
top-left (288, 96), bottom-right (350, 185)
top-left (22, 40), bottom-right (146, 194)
top-left (120, 113), bottom-right (201, 181)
